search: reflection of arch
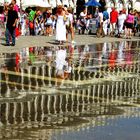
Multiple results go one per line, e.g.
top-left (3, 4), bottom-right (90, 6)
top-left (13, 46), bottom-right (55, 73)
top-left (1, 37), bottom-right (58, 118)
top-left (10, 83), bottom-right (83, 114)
top-left (117, 0), bottom-right (124, 10)
top-left (107, 0), bottom-right (115, 8)
top-left (76, 0), bottom-right (85, 17)
top-left (127, 0), bottom-right (133, 8)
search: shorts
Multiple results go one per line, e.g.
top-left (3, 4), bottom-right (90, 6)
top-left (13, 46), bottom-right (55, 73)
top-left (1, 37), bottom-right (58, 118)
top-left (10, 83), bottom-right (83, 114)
top-left (45, 23), bottom-right (52, 27)
top-left (126, 22), bottom-right (133, 29)
top-left (66, 25), bottom-right (71, 33)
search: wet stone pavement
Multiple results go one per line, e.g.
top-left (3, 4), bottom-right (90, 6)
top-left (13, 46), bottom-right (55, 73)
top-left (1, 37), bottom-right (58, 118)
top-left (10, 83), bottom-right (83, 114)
top-left (0, 40), bottom-right (140, 140)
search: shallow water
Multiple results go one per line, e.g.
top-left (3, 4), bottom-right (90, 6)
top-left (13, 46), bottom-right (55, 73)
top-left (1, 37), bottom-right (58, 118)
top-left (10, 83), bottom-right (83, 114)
top-left (0, 41), bottom-right (140, 139)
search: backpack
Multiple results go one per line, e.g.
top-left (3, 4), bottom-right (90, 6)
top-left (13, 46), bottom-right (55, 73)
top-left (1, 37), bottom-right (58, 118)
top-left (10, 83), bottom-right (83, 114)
top-left (103, 11), bottom-right (109, 21)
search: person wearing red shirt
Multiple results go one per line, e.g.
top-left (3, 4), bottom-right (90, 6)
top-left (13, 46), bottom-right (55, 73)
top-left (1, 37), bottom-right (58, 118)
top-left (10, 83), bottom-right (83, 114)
top-left (110, 7), bottom-right (118, 36)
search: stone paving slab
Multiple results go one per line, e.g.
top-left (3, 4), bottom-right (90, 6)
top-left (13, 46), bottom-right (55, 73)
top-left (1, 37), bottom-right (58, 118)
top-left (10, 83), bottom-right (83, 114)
top-left (0, 34), bottom-right (140, 53)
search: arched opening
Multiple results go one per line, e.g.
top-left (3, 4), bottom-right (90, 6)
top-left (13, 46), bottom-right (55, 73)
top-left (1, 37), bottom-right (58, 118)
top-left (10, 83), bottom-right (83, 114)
top-left (126, 0), bottom-right (133, 12)
top-left (117, 0), bottom-right (124, 10)
top-left (107, 0), bottom-right (115, 8)
top-left (76, 0), bottom-right (85, 17)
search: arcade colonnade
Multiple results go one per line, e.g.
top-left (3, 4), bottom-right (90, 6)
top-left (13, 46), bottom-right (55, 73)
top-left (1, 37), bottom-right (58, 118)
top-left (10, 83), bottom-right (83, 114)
top-left (0, 0), bottom-right (136, 10)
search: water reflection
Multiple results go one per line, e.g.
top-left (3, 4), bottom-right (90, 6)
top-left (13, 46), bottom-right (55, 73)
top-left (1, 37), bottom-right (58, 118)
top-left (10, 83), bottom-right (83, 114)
top-left (0, 41), bottom-right (140, 139)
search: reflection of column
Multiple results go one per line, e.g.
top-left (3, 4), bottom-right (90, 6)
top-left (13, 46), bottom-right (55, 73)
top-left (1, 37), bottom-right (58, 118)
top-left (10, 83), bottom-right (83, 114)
top-left (102, 84), bottom-right (106, 103)
top-left (124, 81), bottom-right (127, 96)
top-left (53, 95), bottom-right (57, 114)
top-left (106, 85), bottom-right (110, 104)
top-left (92, 85), bottom-right (96, 104)
top-left (34, 96), bottom-right (38, 127)
top-left (87, 87), bottom-right (90, 104)
top-left (71, 90), bottom-right (74, 114)
top-left (35, 67), bottom-right (39, 89)
top-left (40, 95), bottom-right (45, 126)
top-left (59, 94), bottom-right (63, 115)
top-left (42, 65), bottom-right (45, 87)
top-left (20, 102), bottom-right (24, 124)
top-left (111, 84), bottom-right (114, 102)
top-left (5, 103), bottom-right (9, 125)
top-left (13, 102), bottom-right (17, 125)
top-left (21, 68), bottom-right (24, 91)
top-left (82, 89), bottom-right (86, 113)
top-left (65, 94), bottom-right (69, 114)
top-left (27, 101), bottom-right (32, 128)
top-left (28, 66), bottom-right (31, 91)
top-left (77, 90), bottom-right (80, 115)
top-left (48, 65), bottom-right (52, 87)
top-left (97, 85), bottom-right (101, 104)
top-left (47, 96), bottom-right (51, 115)
top-left (115, 82), bottom-right (119, 101)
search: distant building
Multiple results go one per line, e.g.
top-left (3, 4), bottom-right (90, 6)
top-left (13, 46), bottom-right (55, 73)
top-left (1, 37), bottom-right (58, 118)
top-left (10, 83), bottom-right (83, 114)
top-left (0, 0), bottom-right (139, 13)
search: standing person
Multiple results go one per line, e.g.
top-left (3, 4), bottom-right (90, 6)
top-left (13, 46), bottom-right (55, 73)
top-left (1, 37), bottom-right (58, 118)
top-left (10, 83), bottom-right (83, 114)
top-left (78, 8), bottom-right (87, 34)
top-left (133, 10), bottom-right (139, 36)
top-left (65, 7), bottom-right (76, 44)
top-left (96, 8), bottom-right (104, 37)
top-left (125, 9), bottom-right (134, 39)
top-left (103, 8), bottom-right (109, 36)
top-left (117, 10), bottom-right (126, 37)
top-left (5, 3), bottom-right (18, 46)
top-left (0, 7), bottom-right (5, 36)
top-left (110, 7), bottom-right (118, 36)
top-left (11, 0), bottom-right (19, 12)
top-left (55, 5), bottom-right (66, 45)
top-left (20, 10), bottom-right (27, 36)
top-left (45, 10), bottom-right (53, 36)
top-left (99, 0), bottom-right (106, 11)
top-left (29, 8), bottom-right (36, 35)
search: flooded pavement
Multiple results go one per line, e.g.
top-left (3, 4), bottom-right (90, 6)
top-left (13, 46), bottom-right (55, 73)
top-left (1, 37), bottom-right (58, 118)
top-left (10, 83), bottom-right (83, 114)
top-left (0, 41), bottom-right (140, 140)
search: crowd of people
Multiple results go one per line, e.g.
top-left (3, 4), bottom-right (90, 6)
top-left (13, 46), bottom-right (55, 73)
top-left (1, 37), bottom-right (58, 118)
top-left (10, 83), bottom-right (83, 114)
top-left (0, 0), bottom-right (140, 46)
top-left (78, 7), bottom-right (140, 39)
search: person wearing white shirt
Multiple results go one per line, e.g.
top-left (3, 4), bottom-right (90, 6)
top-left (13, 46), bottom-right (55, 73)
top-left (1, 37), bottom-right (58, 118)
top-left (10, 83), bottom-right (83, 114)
top-left (118, 10), bottom-right (126, 35)
top-left (65, 7), bottom-right (76, 44)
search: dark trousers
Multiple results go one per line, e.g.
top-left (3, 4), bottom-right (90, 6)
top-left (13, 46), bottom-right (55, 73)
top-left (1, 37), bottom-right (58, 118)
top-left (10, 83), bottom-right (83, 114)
top-left (5, 28), bottom-right (15, 45)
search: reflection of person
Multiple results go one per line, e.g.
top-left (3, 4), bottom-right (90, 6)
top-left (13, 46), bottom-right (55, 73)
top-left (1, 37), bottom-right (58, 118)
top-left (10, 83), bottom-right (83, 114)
top-left (125, 42), bottom-right (133, 66)
top-left (108, 43), bottom-right (117, 69)
top-left (117, 41), bottom-right (125, 64)
top-left (5, 3), bottom-right (18, 46)
top-left (4, 53), bottom-right (20, 90)
top-left (64, 58), bottom-right (72, 79)
top-left (99, 0), bottom-right (106, 11)
top-left (28, 47), bottom-right (35, 65)
top-left (55, 47), bottom-right (67, 86)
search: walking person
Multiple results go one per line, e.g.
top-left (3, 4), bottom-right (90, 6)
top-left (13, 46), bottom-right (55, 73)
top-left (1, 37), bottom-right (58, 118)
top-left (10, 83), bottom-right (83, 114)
top-left (5, 3), bottom-right (18, 46)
